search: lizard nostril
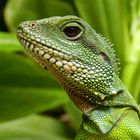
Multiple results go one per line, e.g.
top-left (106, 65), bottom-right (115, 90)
top-left (30, 22), bottom-right (37, 28)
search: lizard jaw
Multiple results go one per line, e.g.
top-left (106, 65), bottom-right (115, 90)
top-left (17, 33), bottom-right (88, 74)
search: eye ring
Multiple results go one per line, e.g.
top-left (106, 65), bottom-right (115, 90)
top-left (61, 22), bottom-right (84, 40)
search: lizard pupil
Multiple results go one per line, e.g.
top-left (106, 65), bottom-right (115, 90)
top-left (63, 26), bottom-right (81, 38)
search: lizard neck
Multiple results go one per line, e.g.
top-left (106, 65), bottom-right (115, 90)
top-left (76, 106), bottom-right (140, 139)
top-left (81, 106), bottom-right (128, 135)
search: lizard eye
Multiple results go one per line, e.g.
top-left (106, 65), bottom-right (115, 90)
top-left (62, 22), bottom-right (84, 40)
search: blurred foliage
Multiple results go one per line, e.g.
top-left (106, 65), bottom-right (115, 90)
top-left (0, 0), bottom-right (139, 139)
top-left (0, 115), bottom-right (74, 140)
top-left (4, 0), bottom-right (75, 32)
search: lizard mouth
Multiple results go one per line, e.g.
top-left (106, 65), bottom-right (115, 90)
top-left (17, 33), bottom-right (80, 73)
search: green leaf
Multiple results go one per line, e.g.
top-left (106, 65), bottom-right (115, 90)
top-left (0, 115), bottom-right (74, 140)
top-left (0, 51), bottom-right (60, 88)
top-left (122, 0), bottom-right (140, 99)
top-left (0, 51), bottom-right (69, 122)
top-left (0, 87), bottom-right (68, 122)
top-left (75, 0), bottom-right (109, 37)
top-left (0, 32), bottom-right (21, 52)
top-left (65, 101), bottom-right (81, 130)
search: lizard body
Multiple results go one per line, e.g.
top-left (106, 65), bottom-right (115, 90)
top-left (17, 16), bottom-right (140, 140)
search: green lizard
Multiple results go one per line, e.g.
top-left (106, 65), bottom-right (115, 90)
top-left (17, 16), bottom-right (140, 140)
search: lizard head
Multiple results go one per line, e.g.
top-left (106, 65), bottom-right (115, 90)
top-left (17, 16), bottom-right (118, 113)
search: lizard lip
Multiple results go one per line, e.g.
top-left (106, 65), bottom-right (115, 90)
top-left (17, 33), bottom-right (81, 72)
top-left (17, 33), bottom-right (72, 61)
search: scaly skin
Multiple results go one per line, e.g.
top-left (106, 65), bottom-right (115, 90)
top-left (17, 16), bottom-right (140, 140)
